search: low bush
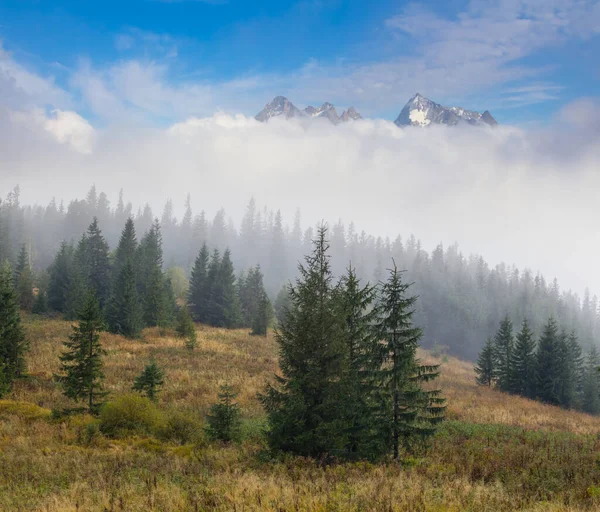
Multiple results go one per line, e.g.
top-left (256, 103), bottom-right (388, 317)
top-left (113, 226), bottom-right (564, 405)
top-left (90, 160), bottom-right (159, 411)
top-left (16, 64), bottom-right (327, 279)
top-left (157, 410), bottom-right (203, 445)
top-left (99, 393), bottom-right (164, 438)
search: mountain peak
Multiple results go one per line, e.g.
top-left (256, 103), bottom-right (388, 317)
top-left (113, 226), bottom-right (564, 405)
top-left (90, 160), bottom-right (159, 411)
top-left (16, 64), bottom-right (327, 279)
top-left (255, 96), bottom-right (362, 124)
top-left (395, 94), bottom-right (497, 127)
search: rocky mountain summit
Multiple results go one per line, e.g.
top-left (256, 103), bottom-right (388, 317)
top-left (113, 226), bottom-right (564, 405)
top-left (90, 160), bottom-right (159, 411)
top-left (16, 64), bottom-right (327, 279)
top-left (255, 97), bottom-right (362, 124)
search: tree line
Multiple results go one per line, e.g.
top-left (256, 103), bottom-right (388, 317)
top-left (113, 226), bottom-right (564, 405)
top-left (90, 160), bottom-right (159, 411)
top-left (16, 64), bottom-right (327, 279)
top-left (475, 316), bottom-right (600, 414)
top-left (0, 221), bottom-right (445, 461)
top-left (3, 184), bottom-right (600, 360)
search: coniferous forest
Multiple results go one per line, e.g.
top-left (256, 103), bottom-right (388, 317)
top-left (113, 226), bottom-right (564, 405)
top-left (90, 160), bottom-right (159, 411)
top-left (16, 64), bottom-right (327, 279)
top-left (2, 185), bottom-right (599, 361)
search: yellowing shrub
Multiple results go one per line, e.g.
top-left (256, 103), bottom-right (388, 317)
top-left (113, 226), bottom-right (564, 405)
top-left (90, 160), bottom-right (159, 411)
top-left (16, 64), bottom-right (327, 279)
top-left (99, 394), bottom-right (164, 438)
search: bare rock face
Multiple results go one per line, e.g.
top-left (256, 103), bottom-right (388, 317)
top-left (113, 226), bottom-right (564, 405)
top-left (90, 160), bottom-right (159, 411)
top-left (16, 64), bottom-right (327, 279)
top-left (255, 96), bottom-right (303, 122)
top-left (394, 93), bottom-right (497, 127)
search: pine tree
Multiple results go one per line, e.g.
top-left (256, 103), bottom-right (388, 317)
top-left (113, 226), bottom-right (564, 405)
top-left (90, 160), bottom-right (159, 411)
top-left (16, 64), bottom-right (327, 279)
top-left (113, 218), bottom-right (137, 283)
top-left (188, 243), bottom-right (210, 322)
top-left (492, 315), bottom-right (514, 392)
top-left (262, 227), bottom-right (347, 457)
top-left (80, 218), bottom-right (111, 308)
top-left (337, 265), bottom-right (382, 459)
top-left (475, 338), bottom-right (495, 387)
top-left (508, 319), bottom-right (536, 397)
top-left (0, 261), bottom-right (28, 385)
top-left (582, 346), bottom-right (600, 415)
top-left (132, 359), bottom-right (164, 402)
top-left (48, 241), bottom-right (74, 313)
top-left (205, 384), bottom-right (242, 443)
top-left (209, 249), bottom-right (241, 328)
top-left (176, 305), bottom-right (197, 350)
top-left (63, 260), bottom-right (88, 321)
top-left (536, 317), bottom-right (562, 406)
top-left (54, 294), bottom-right (107, 413)
top-left (106, 261), bottom-right (143, 338)
top-left (32, 290), bottom-right (49, 314)
top-left (250, 290), bottom-right (272, 336)
top-left (567, 331), bottom-right (584, 406)
top-left (14, 245), bottom-right (34, 310)
top-left (375, 262), bottom-right (445, 459)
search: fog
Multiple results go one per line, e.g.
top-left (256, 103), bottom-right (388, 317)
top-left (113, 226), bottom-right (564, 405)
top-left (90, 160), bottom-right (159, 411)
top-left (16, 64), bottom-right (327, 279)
top-left (1, 100), bottom-right (599, 296)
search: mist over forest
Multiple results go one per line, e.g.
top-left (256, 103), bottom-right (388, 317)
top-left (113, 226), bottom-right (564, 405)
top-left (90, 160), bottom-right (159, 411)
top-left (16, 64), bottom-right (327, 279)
top-left (2, 183), bottom-right (599, 361)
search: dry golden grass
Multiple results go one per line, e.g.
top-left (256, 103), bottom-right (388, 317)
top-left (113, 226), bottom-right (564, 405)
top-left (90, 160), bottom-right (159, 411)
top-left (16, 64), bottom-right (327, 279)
top-left (1, 316), bottom-right (600, 511)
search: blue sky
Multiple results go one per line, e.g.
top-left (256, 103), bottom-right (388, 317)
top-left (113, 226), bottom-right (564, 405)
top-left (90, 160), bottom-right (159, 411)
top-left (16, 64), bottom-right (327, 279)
top-left (0, 0), bottom-right (599, 125)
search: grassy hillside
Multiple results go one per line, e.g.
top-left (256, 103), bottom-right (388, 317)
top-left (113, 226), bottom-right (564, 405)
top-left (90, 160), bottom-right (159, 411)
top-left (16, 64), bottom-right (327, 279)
top-left (2, 316), bottom-right (600, 511)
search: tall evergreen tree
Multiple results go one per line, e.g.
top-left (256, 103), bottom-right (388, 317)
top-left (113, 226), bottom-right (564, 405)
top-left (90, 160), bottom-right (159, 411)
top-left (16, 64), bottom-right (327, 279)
top-left (536, 317), bottom-right (562, 406)
top-left (80, 218), bottom-right (111, 308)
top-left (209, 249), bottom-right (240, 328)
top-left (250, 289), bottom-right (272, 337)
top-left (582, 346), bottom-right (600, 415)
top-left (375, 262), bottom-right (445, 459)
top-left (0, 261), bottom-right (28, 385)
top-left (14, 245), bottom-right (34, 310)
top-left (132, 359), bottom-right (164, 402)
top-left (492, 315), bottom-right (514, 392)
top-left (48, 242), bottom-right (74, 313)
top-left (474, 338), bottom-right (495, 387)
top-left (508, 319), bottom-right (536, 397)
top-left (337, 265), bottom-right (381, 459)
top-left (113, 218), bottom-right (137, 283)
top-left (262, 227), bottom-right (347, 457)
top-left (106, 261), bottom-right (143, 338)
top-left (188, 243), bottom-right (210, 322)
top-left (176, 305), bottom-right (197, 350)
top-left (54, 294), bottom-right (107, 413)
top-left (63, 259), bottom-right (88, 321)
top-left (205, 384), bottom-right (242, 443)
top-left (240, 265), bottom-right (269, 328)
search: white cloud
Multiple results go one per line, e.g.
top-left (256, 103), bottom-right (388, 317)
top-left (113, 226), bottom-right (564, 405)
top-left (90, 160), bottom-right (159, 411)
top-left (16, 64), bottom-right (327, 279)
top-left (10, 107), bottom-right (95, 154)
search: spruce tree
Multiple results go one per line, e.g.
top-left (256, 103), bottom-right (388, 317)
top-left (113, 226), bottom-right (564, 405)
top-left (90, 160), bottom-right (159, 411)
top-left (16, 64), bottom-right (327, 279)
top-left (48, 241), bottom-right (74, 313)
top-left (536, 317), bottom-right (562, 406)
top-left (205, 384), bottom-right (242, 443)
top-left (209, 249), bottom-right (241, 328)
top-left (132, 359), bottom-right (164, 402)
top-left (475, 338), bottom-right (495, 387)
top-left (508, 319), bottom-right (536, 397)
top-left (262, 227), bottom-right (347, 457)
top-left (176, 305), bottom-right (197, 350)
top-left (63, 261), bottom-right (88, 321)
top-left (240, 265), bottom-right (267, 327)
top-left (582, 346), bottom-right (600, 415)
top-left (375, 262), bottom-right (445, 459)
top-left (337, 265), bottom-right (381, 459)
top-left (14, 245), bottom-right (34, 310)
top-left (250, 290), bottom-right (271, 336)
top-left (113, 218), bottom-right (137, 283)
top-left (106, 261), bottom-right (143, 338)
top-left (188, 243), bottom-right (210, 322)
top-left (492, 315), bottom-right (514, 392)
top-left (32, 290), bottom-right (49, 314)
top-left (55, 294), bottom-right (107, 413)
top-left (205, 249), bottom-right (221, 325)
top-left (0, 261), bottom-right (28, 384)
top-left (80, 218), bottom-right (111, 308)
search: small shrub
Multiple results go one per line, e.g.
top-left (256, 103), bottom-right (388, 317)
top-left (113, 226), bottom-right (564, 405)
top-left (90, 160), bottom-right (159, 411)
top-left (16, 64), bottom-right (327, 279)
top-left (99, 393), bottom-right (164, 438)
top-left (0, 400), bottom-right (52, 421)
top-left (158, 410), bottom-right (203, 445)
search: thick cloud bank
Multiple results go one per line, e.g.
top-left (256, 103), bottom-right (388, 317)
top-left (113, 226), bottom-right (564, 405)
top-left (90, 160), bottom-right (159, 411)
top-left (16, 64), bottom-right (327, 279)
top-left (1, 104), bottom-right (599, 296)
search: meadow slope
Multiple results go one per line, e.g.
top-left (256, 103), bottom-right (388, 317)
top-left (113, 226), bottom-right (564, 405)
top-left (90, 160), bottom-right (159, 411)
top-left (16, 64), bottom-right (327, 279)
top-left (1, 316), bottom-right (600, 511)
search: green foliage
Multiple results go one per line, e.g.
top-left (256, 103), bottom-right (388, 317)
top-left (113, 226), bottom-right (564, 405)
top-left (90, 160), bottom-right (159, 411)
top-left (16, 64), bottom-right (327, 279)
top-left (507, 319), bottom-right (536, 397)
top-left (240, 264), bottom-right (269, 328)
top-left (536, 317), bottom-right (562, 406)
top-left (176, 305), bottom-right (197, 350)
top-left (47, 241), bottom-right (74, 313)
top-left (474, 338), bottom-right (495, 387)
top-left (158, 410), bottom-right (203, 444)
top-left (14, 245), bottom-right (34, 310)
top-left (63, 258), bottom-right (88, 321)
top-left (250, 290), bottom-right (272, 337)
top-left (375, 262), bottom-right (445, 459)
top-left (263, 227), bottom-right (348, 458)
top-left (99, 393), bottom-right (164, 437)
top-left (54, 294), bottom-right (107, 413)
top-left (582, 346), bottom-right (600, 414)
top-left (273, 285), bottom-right (291, 325)
top-left (0, 261), bottom-right (29, 385)
top-left (188, 243), bottom-right (210, 322)
top-left (492, 315), bottom-right (513, 392)
top-left (31, 289), bottom-right (49, 314)
top-left (205, 384), bottom-right (242, 443)
top-left (166, 266), bottom-right (189, 300)
top-left (79, 218), bottom-right (111, 308)
top-left (112, 217), bottom-right (137, 283)
top-left (106, 260), bottom-right (143, 338)
top-left (132, 359), bottom-right (165, 402)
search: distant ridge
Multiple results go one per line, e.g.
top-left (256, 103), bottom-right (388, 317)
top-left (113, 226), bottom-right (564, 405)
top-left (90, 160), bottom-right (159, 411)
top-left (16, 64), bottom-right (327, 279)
top-left (255, 94), bottom-right (497, 127)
